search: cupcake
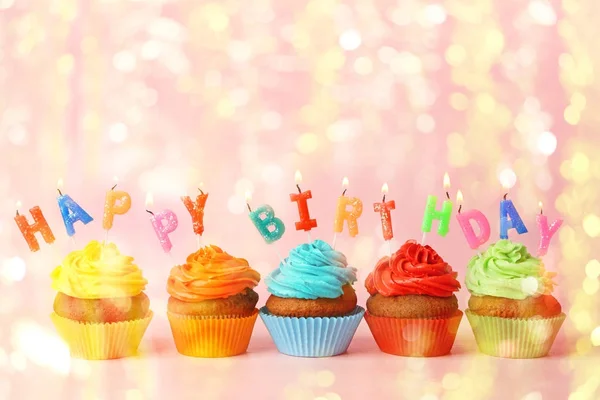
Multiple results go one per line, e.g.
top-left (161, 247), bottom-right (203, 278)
top-left (364, 240), bottom-right (463, 357)
top-left (260, 239), bottom-right (364, 357)
top-left (465, 239), bottom-right (565, 358)
top-left (166, 245), bottom-right (261, 357)
top-left (50, 240), bottom-right (153, 360)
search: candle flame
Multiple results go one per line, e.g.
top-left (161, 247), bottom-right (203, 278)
top-left (443, 172), bottom-right (451, 189)
top-left (57, 178), bottom-right (64, 190)
top-left (245, 191), bottom-right (252, 203)
top-left (15, 200), bottom-right (22, 210)
top-left (295, 170), bottom-right (302, 184)
top-left (145, 192), bottom-right (154, 208)
top-left (342, 177), bottom-right (349, 188)
top-left (539, 201), bottom-right (543, 209)
top-left (457, 190), bottom-right (463, 204)
top-left (113, 176), bottom-right (119, 183)
top-left (381, 183), bottom-right (389, 194)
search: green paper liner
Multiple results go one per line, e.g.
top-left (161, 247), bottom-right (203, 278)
top-left (51, 311), bottom-right (153, 360)
top-left (364, 310), bottom-right (463, 357)
top-left (167, 309), bottom-right (258, 358)
top-left (466, 309), bottom-right (566, 358)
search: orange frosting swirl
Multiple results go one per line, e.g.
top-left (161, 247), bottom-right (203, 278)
top-left (366, 240), bottom-right (460, 297)
top-left (167, 245), bottom-right (260, 302)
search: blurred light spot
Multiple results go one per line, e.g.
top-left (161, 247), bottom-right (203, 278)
top-left (12, 321), bottom-right (70, 374)
top-left (537, 131), bottom-right (557, 155)
top-left (585, 259), bottom-right (600, 279)
top-left (316, 370), bottom-right (335, 387)
top-left (6, 124), bottom-right (28, 145)
top-left (521, 277), bottom-right (539, 296)
top-left (0, 0), bottom-right (15, 9)
top-left (523, 97), bottom-right (541, 112)
top-left (56, 54), bottom-right (74, 75)
top-left (416, 114), bottom-right (435, 133)
top-left (423, 4), bottom-right (447, 24)
top-left (528, 0), bottom-right (557, 25)
top-left (377, 46), bottom-right (397, 63)
top-left (227, 195), bottom-right (246, 215)
top-left (126, 389), bottom-right (144, 400)
top-left (206, 5), bottom-right (229, 31)
top-left (261, 111), bottom-right (282, 130)
top-left (442, 372), bottom-right (461, 390)
top-left (583, 214), bottom-right (600, 237)
top-left (583, 277), bottom-right (599, 295)
top-left (327, 120), bottom-right (360, 142)
top-left (564, 105), bottom-right (580, 125)
top-left (108, 123), bottom-right (128, 143)
top-left (10, 351), bottom-right (26, 371)
top-left (324, 393), bottom-right (341, 400)
top-left (228, 41), bottom-right (252, 62)
top-left (1, 256), bottom-right (26, 283)
top-left (390, 52), bottom-right (422, 75)
top-left (576, 337), bottom-right (592, 355)
top-left (450, 93), bottom-right (468, 110)
top-left (570, 92), bottom-right (586, 110)
top-left (353, 57), bottom-right (372, 75)
top-left (475, 93), bottom-right (496, 114)
top-left (498, 168), bottom-right (517, 189)
top-left (234, 178), bottom-right (254, 196)
top-left (571, 152), bottom-right (589, 173)
top-left (296, 133), bottom-right (319, 154)
top-left (141, 40), bottom-right (161, 60)
top-left (339, 29), bottom-right (361, 51)
top-left (217, 98), bottom-right (235, 118)
top-left (205, 70), bottom-right (221, 87)
top-left (391, 8), bottom-right (412, 25)
top-left (229, 88), bottom-right (249, 107)
top-left (445, 45), bottom-right (466, 66)
top-left (591, 326), bottom-right (600, 346)
top-left (421, 395), bottom-right (438, 400)
top-left (113, 51), bottom-right (136, 72)
top-left (535, 170), bottom-right (552, 190)
top-left (261, 164), bottom-right (284, 183)
top-left (522, 392), bottom-right (543, 400)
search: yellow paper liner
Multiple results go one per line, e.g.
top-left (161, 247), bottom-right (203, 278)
top-left (365, 310), bottom-right (463, 357)
top-left (466, 309), bottom-right (566, 358)
top-left (51, 311), bottom-right (153, 360)
top-left (167, 309), bottom-right (258, 358)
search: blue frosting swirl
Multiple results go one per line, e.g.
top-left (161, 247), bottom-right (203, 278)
top-left (265, 239), bottom-right (357, 299)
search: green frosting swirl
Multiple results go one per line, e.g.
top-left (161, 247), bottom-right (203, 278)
top-left (466, 240), bottom-right (556, 300)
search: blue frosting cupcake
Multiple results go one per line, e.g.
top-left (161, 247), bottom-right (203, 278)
top-left (260, 240), bottom-right (365, 357)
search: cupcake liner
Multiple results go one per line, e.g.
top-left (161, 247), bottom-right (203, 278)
top-left (167, 309), bottom-right (258, 358)
top-left (364, 310), bottom-right (463, 357)
top-left (50, 311), bottom-right (153, 360)
top-left (259, 306), bottom-right (365, 357)
top-left (466, 309), bottom-right (566, 358)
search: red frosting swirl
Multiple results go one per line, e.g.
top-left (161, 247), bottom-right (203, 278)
top-left (365, 240), bottom-right (460, 297)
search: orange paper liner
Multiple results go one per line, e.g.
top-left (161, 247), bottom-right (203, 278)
top-left (365, 310), bottom-right (463, 357)
top-left (51, 311), bottom-right (153, 360)
top-left (167, 309), bottom-right (258, 358)
top-left (466, 309), bottom-right (566, 358)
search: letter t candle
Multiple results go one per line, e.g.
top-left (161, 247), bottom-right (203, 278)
top-left (373, 183), bottom-right (395, 256)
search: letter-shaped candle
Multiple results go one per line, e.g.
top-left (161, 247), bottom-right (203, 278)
top-left (290, 170), bottom-right (317, 231)
top-left (421, 173), bottom-right (453, 237)
top-left (181, 189), bottom-right (209, 235)
top-left (103, 183), bottom-right (132, 230)
top-left (56, 179), bottom-right (93, 237)
top-left (499, 193), bottom-right (527, 239)
top-left (14, 202), bottom-right (56, 252)
top-left (333, 177), bottom-right (363, 237)
top-left (247, 192), bottom-right (286, 244)
top-left (536, 201), bottom-right (562, 257)
top-left (373, 183), bottom-right (395, 240)
top-left (455, 190), bottom-right (490, 249)
top-left (146, 193), bottom-right (178, 253)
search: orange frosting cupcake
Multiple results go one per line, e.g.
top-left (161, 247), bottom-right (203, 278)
top-left (167, 245), bottom-right (260, 302)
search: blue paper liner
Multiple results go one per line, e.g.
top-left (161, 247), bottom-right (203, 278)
top-left (259, 306), bottom-right (365, 357)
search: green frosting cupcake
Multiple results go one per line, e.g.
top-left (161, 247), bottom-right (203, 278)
top-left (466, 239), bottom-right (556, 300)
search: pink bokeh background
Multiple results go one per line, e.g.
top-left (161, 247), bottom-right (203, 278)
top-left (1, 0), bottom-right (599, 398)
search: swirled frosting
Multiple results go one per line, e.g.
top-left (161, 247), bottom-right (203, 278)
top-left (466, 239), bottom-right (556, 300)
top-left (265, 239), bottom-right (357, 299)
top-left (51, 240), bottom-right (147, 299)
top-left (167, 245), bottom-right (260, 302)
top-left (366, 240), bottom-right (460, 297)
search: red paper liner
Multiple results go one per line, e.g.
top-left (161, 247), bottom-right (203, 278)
top-left (365, 310), bottom-right (463, 357)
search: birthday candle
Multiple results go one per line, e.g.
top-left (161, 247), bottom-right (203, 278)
top-left (181, 185), bottom-right (209, 236)
top-left (499, 190), bottom-right (527, 239)
top-left (455, 190), bottom-right (491, 250)
top-left (421, 173), bottom-right (453, 237)
top-left (14, 201), bottom-right (55, 252)
top-left (373, 183), bottom-right (395, 241)
top-left (56, 179), bottom-right (93, 237)
top-left (333, 177), bottom-right (363, 237)
top-left (102, 179), bottom-right (132, 230)
top-left (146, 193), bottom-right (178, 253)
top-left (246, 191), bottom-right (286, 244)
top-left (290, 170), bottom-right (317, 231)
top-left (536, 201), bottom-right (563, 257)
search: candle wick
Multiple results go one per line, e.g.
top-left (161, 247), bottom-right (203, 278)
top-left (382, 194), bottom-right (386, 202)
top-left (15, 210), bottom-right (19, 216)
top-left (198, 188), bottom-right (205, 195)
top-left (458, 204), bottom-right (462, 214)
top-left (57, 188), bottom-right (62, 196)
top-left (246, 203), bottom-right (252, 212)
top-left (503, 193), bottom-right (508, 200)
top-left (446, 191), bottom-right (450, 200)
top-left (540, 208), bottom-right (543, 215)
top-left (342, 189), bottom-right (347, 196)
top-left (296, 184), bottom-right (302, 194)
top-left (145, 209), bottom-right (154, 216)
top-left (111, 184), bottom-right (117, 191)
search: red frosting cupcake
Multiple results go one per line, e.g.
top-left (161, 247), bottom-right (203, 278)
top-left (364, 240), bottom-right (463, 357)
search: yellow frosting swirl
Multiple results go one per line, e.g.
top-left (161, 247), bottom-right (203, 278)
top-left (51, 240), bottom-right (147, 299)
